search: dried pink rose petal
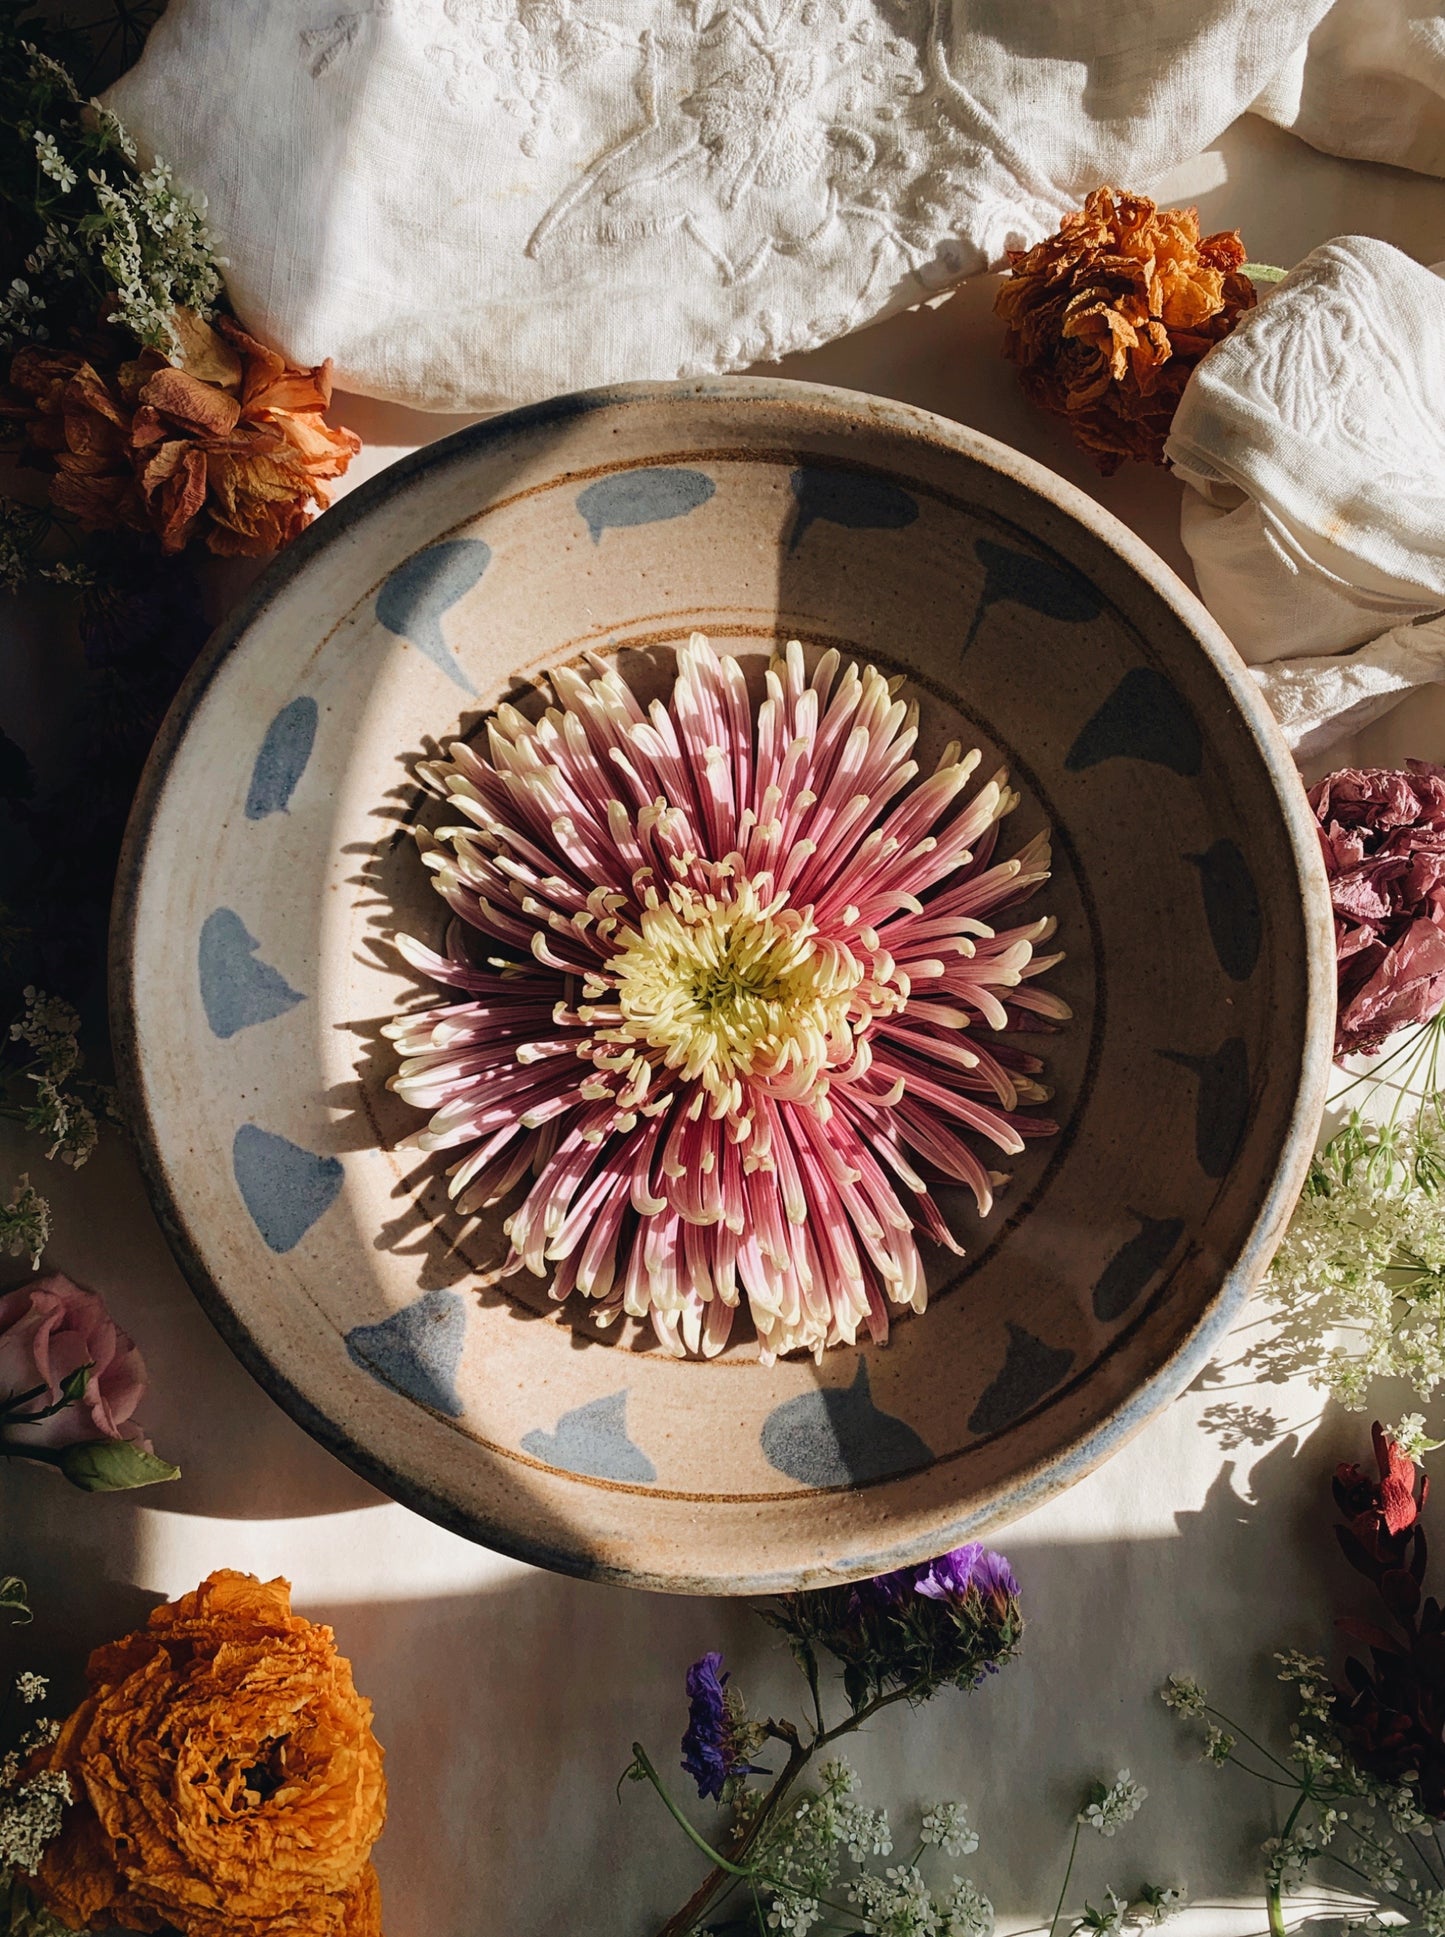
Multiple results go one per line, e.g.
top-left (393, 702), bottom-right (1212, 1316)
top-left (1308, 761), bottom-right (1445, 1060)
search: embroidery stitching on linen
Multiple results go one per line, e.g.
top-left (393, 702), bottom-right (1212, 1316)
top-left (296, 0), bottom-right (1028, 303)
top-left (428, 0), bottom-right (637, 158)
top-left (528, 0), bottom-right (957, 289)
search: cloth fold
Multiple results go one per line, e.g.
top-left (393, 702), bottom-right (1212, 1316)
top-left (1166, 235), bottom-right (1445, 758)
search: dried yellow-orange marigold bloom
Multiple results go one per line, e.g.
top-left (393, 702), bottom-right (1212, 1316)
top-left (33, 1570), bottom-right (385, 1937)
top-left (995, 186), bottom-right (1255, 474)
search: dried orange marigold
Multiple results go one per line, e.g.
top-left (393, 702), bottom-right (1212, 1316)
top-left (995, 186), bottom-right (1255, 474)
top-left (33, 1570), bottom-right (385, 1937)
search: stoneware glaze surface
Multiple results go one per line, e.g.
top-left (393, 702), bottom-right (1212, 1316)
top-left (112, 379), bottom-right (1335, 1593)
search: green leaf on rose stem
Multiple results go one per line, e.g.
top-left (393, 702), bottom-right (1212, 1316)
top-left (0, 1574), bottom-right (31, 1623)
top-left (57, 1362), bottom-right (91, 1407)
top-left (1241, 260), bottom-right (1288, 284)
top-left (57, 1439), bottom-right (180, 1492)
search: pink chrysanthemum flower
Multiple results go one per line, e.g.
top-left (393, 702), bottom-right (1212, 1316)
top-left (385, 635), bottom-right (1066, 1362)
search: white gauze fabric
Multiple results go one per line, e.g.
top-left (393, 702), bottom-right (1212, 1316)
top-left (101, 0), bottom-right (1339, 411)
top-left (1165, 237), bottom-right (1445, 762)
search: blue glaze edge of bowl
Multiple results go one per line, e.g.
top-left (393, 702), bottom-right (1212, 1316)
top-left (108, 376), bottom-right (1338, 1595)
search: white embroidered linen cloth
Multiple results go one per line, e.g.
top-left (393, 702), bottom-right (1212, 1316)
top-left (1165, 237), bottom-right (1445, 761)
top-left (98, 0), bottom-right (1354, 412)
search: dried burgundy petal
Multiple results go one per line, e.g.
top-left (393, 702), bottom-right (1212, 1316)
top-left (1309, 762), bottom-right (1445, 1059)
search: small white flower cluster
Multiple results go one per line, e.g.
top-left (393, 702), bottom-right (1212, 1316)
top-left (1201, 1724), bottom-right (1235, 1766)
top-left (1081, 1772), bottom-right (1147, 1838)
top-left (88, 157), bottom-right (222, 353)
top-left (0, 1768), bottom-right (69, 1878)
top-left (32, 130), bottom-right (75, 194)
top-left (9, 988), bottom-right (99, 1170)
top-left (1264, 1100), bottom-right (1445, 1425)
top-left (0, 1175), bottom-right (50, 1273)
top-left (0, 277), bottom-right (47, 353)
top-left (1158, 1675), bottom-right (1207, 1719)
top-left (0, 1668), bottom-right (69, 1881)
top-left (1262, 1826), bottom-right (1314, 1896)
top-left (1276, 1651), bottom-right (1334, 1727)
top-left (752, 1764), bottom-right (992, 1937)
top-left (921, 1801), bottom-right (979, 1858)
top-left (837, 1800), bottom-right (893, 1861)
top-left (1133, 1885), bottom-right (1186, 1927)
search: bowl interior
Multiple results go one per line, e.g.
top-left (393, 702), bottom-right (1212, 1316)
top-left (116, 380), bottom-right (1333, 1592)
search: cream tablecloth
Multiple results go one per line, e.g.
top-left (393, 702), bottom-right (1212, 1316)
top-left (4, 111), bottom-right (1445, 1937)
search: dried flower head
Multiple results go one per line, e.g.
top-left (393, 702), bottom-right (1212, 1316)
top-left (680, 1651), bottom-right (765, 1801)
top-left (32, 1571), bottom-right (385, 1937)
top-left (3, 313), bottom-right (359, 558)
top-left (1310, 764), bottom-right (1445, 1060)
top-left (387, 635), bottom-right (1063, 1361)
top-left (996, 186), bottom-right (1255, 474)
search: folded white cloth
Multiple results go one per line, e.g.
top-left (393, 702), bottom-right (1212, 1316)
top-left (102, 0), bottom-right (1343, 411)
top-left (1166, 236), bottom-right (1445, 758)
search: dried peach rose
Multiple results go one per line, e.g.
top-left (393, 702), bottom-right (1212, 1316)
top-left (3, 312), bottom-right (360, 557)
top-left (995, 186), bottom-right (1256, 474)
top-left (33, 1570), bottom-right (385, 1937)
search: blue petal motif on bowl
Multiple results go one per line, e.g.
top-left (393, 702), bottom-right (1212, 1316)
top-left (376, 539), bottom-right (491, 694)
top-left (198, 909), bottom-right (305, 1040)
top-left (785, 467), bottom-right (918, 552)
top-left (1091, 1213), bottom-right (1187, 1323)
top-left (1159, 1037), bottom-right (1250, 1178)
top-left (232, 1125), bottom-right (343, 1254)
top-left (968, 1324), bottom-right (1075, 1436)
top-left (521, 1389), bottom-right (656, 1483)
top-left (761, 1361), bottom-right (932, 1487)
top-left (576, 467), bottom-right (715, 544)
top-left (1065, 667), bottom-right (1203, 775)
top-left (244, 696), bottom-right (318, 819)
top-left (961, 537), bottom-right (1103, 656)
top-left (1188, 839), bottom-right (1262, 981)
top-left (345, 1288), bottom-right (466, 1418)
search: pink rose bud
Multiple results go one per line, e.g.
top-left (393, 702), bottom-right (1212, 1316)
top-left (0, 1272), bottom-right (151, 1451)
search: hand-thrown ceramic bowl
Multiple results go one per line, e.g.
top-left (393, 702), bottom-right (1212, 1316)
top-left (113, 379), bottom-right (1335, 1593)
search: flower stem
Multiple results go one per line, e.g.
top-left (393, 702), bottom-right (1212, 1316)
top-left (1047, 1819), bottom-right (1081, 1937)
top-left (653, 1682), bottom-right (919, 1936)
top-left (631, 1745), bottom-right (755, 1879)
top-left (655, 1738), bottom-right (808, 1937)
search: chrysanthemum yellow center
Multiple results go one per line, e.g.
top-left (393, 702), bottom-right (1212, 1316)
top-left (607, 879), bottom-right (875, 1110)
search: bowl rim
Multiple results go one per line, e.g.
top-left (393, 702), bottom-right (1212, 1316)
top-left (109, 374), bottom-right (1337, 1592)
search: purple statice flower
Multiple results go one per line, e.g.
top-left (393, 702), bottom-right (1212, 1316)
top-left (913, 1544), bottom-right (1020, 1605)
top-left (912, 1543), bottom-right (986, 1602)
top-left (680, 1651), bottom-right (763, 1801)
top-left (970, 1548), bottom-right (1021, 1603)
